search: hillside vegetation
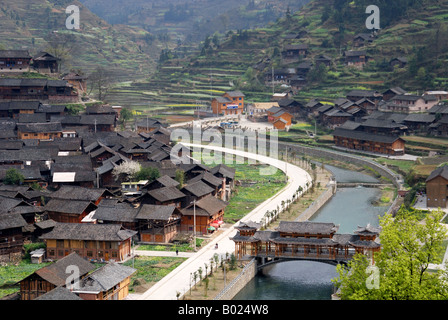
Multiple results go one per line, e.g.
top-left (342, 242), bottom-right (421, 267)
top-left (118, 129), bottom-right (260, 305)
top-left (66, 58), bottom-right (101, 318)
top-left (107, 0), bottom-right (448, 116)
top-left (0, 0), bottom-right (161, 81)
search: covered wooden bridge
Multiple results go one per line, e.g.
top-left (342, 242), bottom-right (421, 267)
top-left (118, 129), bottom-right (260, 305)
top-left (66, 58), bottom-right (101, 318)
top-left (231, 221), bottom-right (381, 265)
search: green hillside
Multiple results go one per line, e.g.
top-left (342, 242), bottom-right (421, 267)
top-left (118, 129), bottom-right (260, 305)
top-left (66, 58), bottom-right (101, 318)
top-left (106, 0), bottom-right (448, 117)
top-left (0, 0), bottom-right (161, 81)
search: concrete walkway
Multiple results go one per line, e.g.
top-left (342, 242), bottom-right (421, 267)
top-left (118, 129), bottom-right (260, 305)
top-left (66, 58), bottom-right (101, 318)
top-left (132, 143), bottom-right (312, 300)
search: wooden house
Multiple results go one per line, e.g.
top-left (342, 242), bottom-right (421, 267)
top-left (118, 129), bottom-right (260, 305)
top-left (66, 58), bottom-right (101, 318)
top-left (315, 55), bottom-right (332, 67)
top-left (281, 44), bottom-right (309, 61)
top-left (344, 50), bottom-right (369, 68)
top-left (136, 204), bottom-right (182, 243)
top-left (40, 222), bottom-right (137, 262)
top-left (180, 195), bottom-right (227, 234)
top-left (144, 186), bottom-right (186, 208)
top-left (382, 87), bottom-right (407, 101)
top-left (0, 50), bottom-right (32, 72)
top-left (63, 72), bottom-right (87, 94)
top-left (181, 180), bottom-right (215, 206)
top-left (19, 252), bottom-right (95, 300)
top-left (0, 78), bottom-right (78, 102)
top-left (92, 201), bottom-right (139, 230)
top-left (333, 128), bottom-right (405, 155)
top-left (17, 122), bottom-right (63, 140)
top-left (426, 165), bottom-right (448, 208)
top-left (211, 91), bottom-right (245, 116)
top-left (136, 118), bottom-right (164, 134)
top-left (50, 185), bottom-right (113, 206)
top-left (32, 52), bottom-right (60, 74)
top-left (346, 90), bottom-right (382, 104)
top-left (270, 109), bottom-right (294, 128)
top-left (320, 107), bottom-right (353, 128)
top-left (353, 33), bottom-right (375, 47)
top-left (44, 199), bottom-right (97, 223)
top-left (0, 212), bottom-right (27, 263)
top-left (210, 164), bottom-right (235, 198)
top-left (187, 171), bottom-right (223, 198)
top-left (0, 101), bottom-right (42, 118)
top-left (73, 262), bottom-right (136, 300)
top-left (389, 57), bottom-right (408, 69)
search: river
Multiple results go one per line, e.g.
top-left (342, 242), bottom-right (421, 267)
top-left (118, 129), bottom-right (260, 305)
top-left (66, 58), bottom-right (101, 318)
top-left (233, 164), bottom-right (388, 300)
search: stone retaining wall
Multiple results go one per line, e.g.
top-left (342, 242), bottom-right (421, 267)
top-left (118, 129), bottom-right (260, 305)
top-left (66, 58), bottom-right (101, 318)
top-left (214, 259), bottom-right (257, 300)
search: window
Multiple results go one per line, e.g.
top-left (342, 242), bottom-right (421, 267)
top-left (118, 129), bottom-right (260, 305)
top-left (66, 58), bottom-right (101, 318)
top-left (87, 251), bottom-right (93, 257)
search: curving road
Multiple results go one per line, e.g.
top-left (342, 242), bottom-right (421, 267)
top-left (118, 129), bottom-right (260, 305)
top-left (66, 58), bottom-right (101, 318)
top-left (136, 143), bottom-right (312, 300)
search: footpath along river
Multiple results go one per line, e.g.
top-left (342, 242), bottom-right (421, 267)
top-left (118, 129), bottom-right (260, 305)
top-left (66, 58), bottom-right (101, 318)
top-left (234, 164), bottom-right (389, 300)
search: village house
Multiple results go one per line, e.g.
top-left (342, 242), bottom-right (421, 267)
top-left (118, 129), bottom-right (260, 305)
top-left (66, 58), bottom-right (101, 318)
top-left (0, 212), bottom-right (27, 263)
top-left (62, 72), bottom-right (88, 94)
top-left (43, 198), bottom-right (98, 223)
top-left (135, 204), bottom-right (182, 243)
top-left (352, 33), bottom-right (375, 47)
top-left (0, 50), bottom-right (32, 72)
top-left (426, 165), bottom-right (448, 208)
top-left (40, 222), bottom-right (137, 262)
top-left (389, 94), bottom-right (439, 113)
top-left (382, 87), bottom-right (407, 101)
top-left (0, 78), bottom-right (78, 103)
top-left (281, 44), bottom-right (309, 61)
top-left (19, 252), bottom-right (95, 300)
top-left (72, 262), bottom-right (136, 300)
top-left (16, 122), bottom-right (63, 141)
top-left (424, 91), bottom-right (448, 101)
top-left (32, 52), bottom-right (60, 74)
top-left (389, 57), bottom-right (408, 69)
top-left (211, 91), bottom-right (245, 116)
top-left (344, 50), bottom-right (369, 68)
top-left (333, 127), bottom-right (406, 156)
top-left (315, 55), bottom-right (332, 67)
top-left (180, 194), bottom-right (227, 234)
top-left (0, 101), bottom-right (43, 118)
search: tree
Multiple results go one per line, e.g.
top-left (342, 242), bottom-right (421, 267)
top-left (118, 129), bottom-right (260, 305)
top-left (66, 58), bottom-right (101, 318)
top-left (112, 161), bottom-right (141, 182)
top-left (333, 207), bottom-right (448, 300)
top-left (120, 107), bottom-right (133, 125)
top-left (134, 167), bottom-right (160, 182)
top-left (175, 169), bottom-right (186, 189)
top-left (4, 168), bottom-right (24, 185)
top-left (88, 66), bottom-right (112, 102)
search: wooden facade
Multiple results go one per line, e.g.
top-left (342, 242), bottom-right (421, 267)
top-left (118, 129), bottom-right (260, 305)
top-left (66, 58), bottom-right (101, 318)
top-left (0, 50), bottom-right (32, 72)
top-left (426, 166), bottom-right (448, 208)
top-left (40, 223), bottom-right (137, 262)
top-left (333, 128), bottom-right (405, 155)
top-left (19, 252), bottom-right (95, 300)
top-left (0, 213), bottom-right (27, 263)
top-left (180, 195), bottom-right (227, 234)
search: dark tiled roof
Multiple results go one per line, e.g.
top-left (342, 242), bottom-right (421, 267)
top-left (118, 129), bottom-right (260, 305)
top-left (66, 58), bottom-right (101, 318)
top-left (333, 128), bottom-right (403, 144)
top-left (40, 223), bottom-right (137, 241)
top-left (34, 252), bottom-right (95, 287)
top-left (135, 204), bottom-right (178, 221)
top-left (44, 199), bottom-right (96, 214)
top-left (76, 263), bottom-right (136, 293)
top-left (426, 165), bottom-right (448, 182)
top-left (92, 202), bottom-right (139, 223)
top-left (17, 122), bottom-right (62, 133)
top-left (0, 50), bottom-right (31, 58)
top-left (35, 286), bottom-right (83, 300)
top-left (182, 194), bottom-right (228, 217)
top-left (182, 180), bottom-right (214, 197)
top-left (0, 212), bottom-right (27, 230)
top-left (50, 186), bottom-right (110, 202)
top-left (148, 186), bottom-right (186, 202)
top-left (276, 221), bottom-right (339, 235)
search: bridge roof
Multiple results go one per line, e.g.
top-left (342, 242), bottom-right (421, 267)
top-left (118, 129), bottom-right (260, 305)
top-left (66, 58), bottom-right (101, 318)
top-left (271, 237), bottom-right (339, 246)
top-left (277, 221), bottom-right (339, 235)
